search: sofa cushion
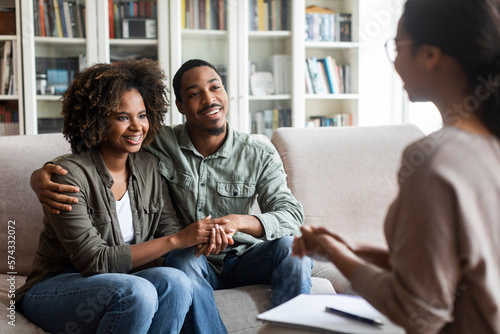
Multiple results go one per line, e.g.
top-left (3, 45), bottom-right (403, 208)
top-left (0, 133), bottom-right (71, 276)
top-left (271, 125), bottom-right (424, 245)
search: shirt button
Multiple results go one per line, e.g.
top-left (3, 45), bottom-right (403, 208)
top-left (201, 183), bottom-right (205, 187)
top-left (169, 176), bottom-right (174, 180)
top-left (233, 191), bottom-right (238, 196)
top-left (271, 234), bottom-right (275, 238)
top-left (198, 208), bottom-right (203, 212)
top-left (133, 210), bottom-right (138, 214)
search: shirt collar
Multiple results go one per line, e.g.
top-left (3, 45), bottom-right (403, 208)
top-left (178, 122), bottom-right (234, 159)
top-left (90, 148), bottom-right (138, 187)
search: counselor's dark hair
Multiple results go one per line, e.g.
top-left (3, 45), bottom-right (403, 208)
top-left (172, 59), bottom-right (223, 102)
top-left (403, 0), bottom-right (500, 139)
top-left (61, 58), bottom-right (169, 153)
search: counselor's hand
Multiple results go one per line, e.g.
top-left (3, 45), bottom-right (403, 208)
top-left (292, 225), bottom-right (364, 279)
top-left (31, 164), bottom-right (80, 214)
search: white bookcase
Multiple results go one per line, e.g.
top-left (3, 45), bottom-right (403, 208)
top-left (0, 0), bottom-right (23, 135)
top-left (14, 0), bottom-right (362, 135)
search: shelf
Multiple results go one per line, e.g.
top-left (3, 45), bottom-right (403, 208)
top-left (109, 39), bottom-right (158, 46)
top-left (305, 42), bottom-right (359, 49)
top-left (34, 37), bottom-right (86, 46)
top-left (37, 95), bottom-right (62, 101)
top-left (249, 31), bottom-right (292, 39)
top-left (249, 95), bottom-right (291, 101)
top-left (182, 29), bottom-right (227, 38)
top-left (0, 95), bottom-right (19, 100)
top-left (306, 94), bottom-right (359, 100)
top-left (0, 35), bottom-right (17, 41)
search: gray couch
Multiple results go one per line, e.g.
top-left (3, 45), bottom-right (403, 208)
top-left (0, 124), bottom-right (424, 333)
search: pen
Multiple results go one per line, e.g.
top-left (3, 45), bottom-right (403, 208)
top-left (325, 307), bottom-right (384, 327)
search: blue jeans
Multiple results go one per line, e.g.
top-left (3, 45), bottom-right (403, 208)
top-left (19, 266), bottom-right (193, 334)
top-left (163, 236), bottom-right (313, 334)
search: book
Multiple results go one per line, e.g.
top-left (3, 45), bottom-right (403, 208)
top-left (52, 0), bottom-right (64, 37)
top-left (58, 0), bottom-right (68, 37)
top-left (63, 1), bottom-right (73, 38)
top-left (306, 57), bottom-right (324, 94)
top-left (321, 56), bottom-right (335, 94)
top-left (0, 41), bottom-right (12, 95)
top-left (38, 0), bottom-right (47, 36)
top-left (0, 8), bottom-right (16, 35)
top-left (316, 59), bottom-right (331, 94)
top-left (108, 0), bottom-right (114, 38)
top-left (257, 294), bottom-right (405, 334)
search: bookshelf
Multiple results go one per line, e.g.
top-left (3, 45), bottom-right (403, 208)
top-left (240, 0), bottom-right (294, 138)
top-left (21, 0), bottom-right (99, 135)
top-left (169, 0), bottom-right (233, 126)
top-left (0, 0), bottom-right (23, 136)
top-left (14, 0), bottom-right (362, 136)
top-left (301, 0), bottom-right (359, 128)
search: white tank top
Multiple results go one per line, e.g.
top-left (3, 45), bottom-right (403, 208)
top-left (115, 190), bottom-right (134, 244)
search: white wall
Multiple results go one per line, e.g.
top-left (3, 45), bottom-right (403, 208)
top-left (358, 0), bottom-right (405, 126)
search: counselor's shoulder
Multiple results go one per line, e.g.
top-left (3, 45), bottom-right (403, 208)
top-left (399, 125), bottom-right (499, 184)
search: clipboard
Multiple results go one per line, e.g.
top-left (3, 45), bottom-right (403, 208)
top-left (257, 294), bottom-right (405, 334)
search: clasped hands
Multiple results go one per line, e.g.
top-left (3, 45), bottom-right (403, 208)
top-left (186, 215), bottom-right (237, 258)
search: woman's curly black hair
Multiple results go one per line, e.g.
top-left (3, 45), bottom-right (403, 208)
top-left (61, 58), bottom-right (169, 153)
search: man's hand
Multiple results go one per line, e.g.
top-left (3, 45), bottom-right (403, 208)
top-left (218, 214), bottom-right (264, 238)
top-left (31, 164), bottom-right (80, 214)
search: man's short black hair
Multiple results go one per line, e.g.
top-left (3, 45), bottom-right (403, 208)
top-left (173, 59), bottom-right (223, 102)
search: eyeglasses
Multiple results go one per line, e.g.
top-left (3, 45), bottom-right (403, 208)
top-left (384, 38), bottom-right (415, 63)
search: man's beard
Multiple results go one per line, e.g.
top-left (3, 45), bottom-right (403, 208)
top-left (207, 123), bottom-right (225, 136)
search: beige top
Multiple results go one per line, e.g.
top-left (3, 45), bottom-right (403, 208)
top-left (351, 125), bottom-right (500, 333)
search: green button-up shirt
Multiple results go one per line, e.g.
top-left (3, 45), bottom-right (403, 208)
top-left (16, 149), bottom-right (181, 301)
top-left (145, 123), bottom-right (304, 271)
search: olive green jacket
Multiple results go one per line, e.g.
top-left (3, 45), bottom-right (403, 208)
top-left (16, 149), bottom-right (181, 301)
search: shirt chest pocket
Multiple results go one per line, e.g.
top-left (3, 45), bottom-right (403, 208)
top-left (216, 182), bottom-right (256, 214)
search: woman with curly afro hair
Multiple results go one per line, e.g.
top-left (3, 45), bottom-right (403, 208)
top-left (17, 58), bottom-right (223, 333)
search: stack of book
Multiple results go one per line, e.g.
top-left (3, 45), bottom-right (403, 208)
top-left (305, 5), bottom-right (352, 42)
top-left (249, 0), bottom-right (289, 31)
top-left (252, 107), bottom-right (292, 139)
top-left (182, 0), bottom-right (227, 30)
top-left (108, 0), bottom-right (157, 39)
top-left (34, 0), bottom-right (86, 38)
top-left (265, 55), bottom-right (291, 95)
top-left (306, 113), bottom-right (352, 128)
top-left (36, 56), bottom-right (82, 95)
top-left (38, 118), bottom-right (64, 134)
top-left (305, 56), bottom-right (351, 95)
top-left (0, 40), bottom-right (17, 96)
top-left (0, 101), bottom-right (19, 136)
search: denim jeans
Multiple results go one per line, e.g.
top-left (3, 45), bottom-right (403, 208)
top-left (19, 266), bottom-right (193, 334)
top-left (163, 236), bottom-right (313, 334)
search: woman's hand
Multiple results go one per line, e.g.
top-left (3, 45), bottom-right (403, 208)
top-left (31, 164), bottom-right (79, 214)
top-left (195, 224), bottom-right (235, 257)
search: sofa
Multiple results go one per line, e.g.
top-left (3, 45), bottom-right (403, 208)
top-left (0, 124), bottom-right (424, 333)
